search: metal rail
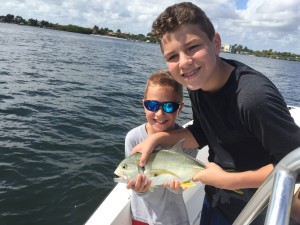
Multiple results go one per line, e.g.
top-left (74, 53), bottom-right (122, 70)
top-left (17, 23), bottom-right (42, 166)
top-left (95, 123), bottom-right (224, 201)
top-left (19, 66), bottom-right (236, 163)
top-left (233, 147), bottom-right (300, 225)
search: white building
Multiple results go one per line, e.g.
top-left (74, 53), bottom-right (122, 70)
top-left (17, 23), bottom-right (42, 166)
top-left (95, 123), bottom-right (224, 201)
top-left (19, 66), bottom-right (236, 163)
top-left (222, 44), bottom-right (234, 53)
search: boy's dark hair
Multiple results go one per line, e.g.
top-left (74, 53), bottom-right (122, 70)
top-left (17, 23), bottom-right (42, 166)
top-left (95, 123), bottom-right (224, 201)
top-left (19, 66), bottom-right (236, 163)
top-left (144, 70), bottom-right (183, 103)
top-left (152, 2), bottom-right (215, 41)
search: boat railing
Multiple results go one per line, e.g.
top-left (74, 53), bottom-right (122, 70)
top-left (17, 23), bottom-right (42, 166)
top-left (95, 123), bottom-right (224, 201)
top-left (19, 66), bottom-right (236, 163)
top-left (233, 147), bottom-right (300, 225)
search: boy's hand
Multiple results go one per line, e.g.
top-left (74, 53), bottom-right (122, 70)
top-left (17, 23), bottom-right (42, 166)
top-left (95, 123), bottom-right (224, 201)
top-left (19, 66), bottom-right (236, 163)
top-left (192, 163), bottom-right (273, 190)
top-left (126, 174), bottom-right (151, 193)
top-left (163, 180), bottom-right (186, 191)
top-left (131, 137), bottom-right (157, 167)
top-left (192, 162), bottom-right (227, 188)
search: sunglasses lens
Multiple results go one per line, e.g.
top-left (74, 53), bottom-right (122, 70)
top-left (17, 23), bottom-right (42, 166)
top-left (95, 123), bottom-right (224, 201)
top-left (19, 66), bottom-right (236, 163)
top-left (163, 102), bottom-right (179, 113)
top-left (144, 100), bottom-right (159, 112)
top-left (144, 100), bottom-right (180, 113)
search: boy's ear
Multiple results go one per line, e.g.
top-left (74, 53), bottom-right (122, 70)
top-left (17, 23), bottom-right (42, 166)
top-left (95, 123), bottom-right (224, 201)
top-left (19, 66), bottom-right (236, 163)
top-left (213, 32), bottom-right (222, 55)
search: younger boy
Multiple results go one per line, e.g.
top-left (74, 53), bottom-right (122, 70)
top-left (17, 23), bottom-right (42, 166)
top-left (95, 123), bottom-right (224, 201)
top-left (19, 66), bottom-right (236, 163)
top-left (132, 2), bottom-right (300, 225)
top-left (125, 70), bottom-right (197, 225)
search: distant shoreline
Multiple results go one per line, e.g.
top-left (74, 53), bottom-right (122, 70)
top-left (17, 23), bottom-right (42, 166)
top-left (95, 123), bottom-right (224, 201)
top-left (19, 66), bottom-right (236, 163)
top-left (91, 34), bottom-right (127, 41)
top-left (0, 17), bottom-right (299, 61)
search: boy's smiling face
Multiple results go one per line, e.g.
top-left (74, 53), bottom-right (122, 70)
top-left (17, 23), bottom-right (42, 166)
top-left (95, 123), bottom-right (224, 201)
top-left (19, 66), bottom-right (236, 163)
top-left (144, 84), bottom-right (182, 135)
top-left (161, 24), bottom-right (222, 92)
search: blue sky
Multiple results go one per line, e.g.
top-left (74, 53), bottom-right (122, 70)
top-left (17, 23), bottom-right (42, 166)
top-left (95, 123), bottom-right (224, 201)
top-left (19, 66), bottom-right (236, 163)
top-left (1, 0), bottom-right (299, 54)
top-left (234, 0), bottom-right (248, 9)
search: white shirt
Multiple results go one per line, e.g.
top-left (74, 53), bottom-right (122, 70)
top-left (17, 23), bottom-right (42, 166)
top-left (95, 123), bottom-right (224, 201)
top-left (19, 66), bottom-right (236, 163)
top-left (125, 123), bottom-right (197, 225)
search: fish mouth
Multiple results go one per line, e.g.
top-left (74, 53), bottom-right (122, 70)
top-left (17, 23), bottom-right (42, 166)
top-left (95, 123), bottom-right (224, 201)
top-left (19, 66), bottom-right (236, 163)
top-left (113, 177), bottom-right (127, 183)
top-left (114, 170), bottom-right (128, 183)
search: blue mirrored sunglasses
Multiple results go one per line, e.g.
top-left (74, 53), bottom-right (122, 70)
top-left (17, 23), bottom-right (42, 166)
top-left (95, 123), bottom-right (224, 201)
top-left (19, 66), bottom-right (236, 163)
top-left (143, 100), bottom-right (180, 113)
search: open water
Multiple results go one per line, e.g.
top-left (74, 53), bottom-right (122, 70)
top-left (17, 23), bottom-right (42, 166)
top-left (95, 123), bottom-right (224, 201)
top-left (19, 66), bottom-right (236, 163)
top-left (0, 23), bottom-right (299, 225)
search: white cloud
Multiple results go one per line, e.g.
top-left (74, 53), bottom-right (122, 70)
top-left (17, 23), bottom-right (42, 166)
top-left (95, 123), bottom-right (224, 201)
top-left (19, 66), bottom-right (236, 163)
top-left (0, 0), bottom-right (299, 53)
top-left (222, 0), bottom-right (300, 52)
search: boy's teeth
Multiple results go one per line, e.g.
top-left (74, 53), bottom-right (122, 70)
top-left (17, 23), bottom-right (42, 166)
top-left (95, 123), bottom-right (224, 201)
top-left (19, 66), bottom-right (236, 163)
top-left (185, 71), bottom-right (195, 77)
top-left (185, 68), bottom-right (199, 77)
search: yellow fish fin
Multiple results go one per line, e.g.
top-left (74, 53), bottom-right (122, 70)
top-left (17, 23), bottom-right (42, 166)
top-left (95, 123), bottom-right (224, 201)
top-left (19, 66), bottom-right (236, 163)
top-left (180, 182), bottom-right (196, 188)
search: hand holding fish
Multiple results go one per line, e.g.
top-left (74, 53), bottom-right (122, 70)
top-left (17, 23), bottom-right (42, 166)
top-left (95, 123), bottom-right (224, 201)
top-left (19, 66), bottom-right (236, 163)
top-left (163, 180), bottom-right (185, 191)
top-left (126, 174), bottom-right (152, 193)
top-left (192, 162), bottom-right (229, 188)
top-left (115, 140), bottom-right (205, 192)
top-left (131, 129), bottom-right (198, 167)
top-left (161, 163), bottom-right (227, 191)
top-left (131, 133), bottom-right (160, 167)
top-left (193, 162), bottom-right (273, 192)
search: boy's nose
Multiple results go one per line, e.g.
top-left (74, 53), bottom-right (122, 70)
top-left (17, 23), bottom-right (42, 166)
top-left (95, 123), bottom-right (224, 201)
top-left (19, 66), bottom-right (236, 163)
top-left (155, 106), bottom-right (165, 114)
top-left (179, 53), bottom-right (192, 68)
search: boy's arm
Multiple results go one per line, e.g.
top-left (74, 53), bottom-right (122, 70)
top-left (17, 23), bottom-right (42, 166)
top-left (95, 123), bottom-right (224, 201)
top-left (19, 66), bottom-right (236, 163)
top-left (192, 163), bottom-right (273, 190)
top-left (131, 128), bottom-right (199, 166)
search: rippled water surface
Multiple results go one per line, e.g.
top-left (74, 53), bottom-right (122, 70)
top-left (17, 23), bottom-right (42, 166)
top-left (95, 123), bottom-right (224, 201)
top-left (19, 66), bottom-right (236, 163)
top-left (0, 23), bottom-right (299, 225)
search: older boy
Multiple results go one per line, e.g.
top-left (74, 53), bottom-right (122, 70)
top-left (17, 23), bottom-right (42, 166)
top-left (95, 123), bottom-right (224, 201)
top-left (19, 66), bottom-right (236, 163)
top-left (132, 2), bottom-right (300, 225)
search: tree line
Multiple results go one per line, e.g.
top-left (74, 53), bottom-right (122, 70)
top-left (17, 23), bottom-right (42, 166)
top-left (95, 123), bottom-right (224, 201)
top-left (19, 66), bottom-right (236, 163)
top-left (0, 14), bottom-right (157, 43)
top-left (228, 44), bottom-right (299, 61)
top-left (1, 13), bottom-right (299, 61)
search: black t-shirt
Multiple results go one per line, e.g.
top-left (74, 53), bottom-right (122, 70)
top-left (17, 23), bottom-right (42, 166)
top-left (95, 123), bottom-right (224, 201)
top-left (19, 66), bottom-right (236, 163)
top-left (187, 58), bottom-right (300, 223)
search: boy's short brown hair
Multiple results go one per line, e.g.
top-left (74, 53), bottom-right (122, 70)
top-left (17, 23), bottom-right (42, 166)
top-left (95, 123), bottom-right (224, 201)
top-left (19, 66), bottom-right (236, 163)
top-left (152, 2), bottom-right (215, 41)
top-left (144, 70), bottom-right (183, 103)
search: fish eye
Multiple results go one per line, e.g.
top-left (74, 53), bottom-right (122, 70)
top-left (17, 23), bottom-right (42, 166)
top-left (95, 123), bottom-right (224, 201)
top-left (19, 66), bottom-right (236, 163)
top-left (122, 164), bottom-right (127, 170)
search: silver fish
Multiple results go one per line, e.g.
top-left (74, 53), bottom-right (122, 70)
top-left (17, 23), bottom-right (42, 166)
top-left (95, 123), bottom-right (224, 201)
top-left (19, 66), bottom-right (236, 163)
top-left (114, 139), bottom-right (205, 190)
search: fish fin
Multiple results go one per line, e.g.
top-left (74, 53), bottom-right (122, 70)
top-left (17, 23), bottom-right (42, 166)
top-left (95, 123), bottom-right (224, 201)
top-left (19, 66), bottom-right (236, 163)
top-left (232, 189), bottom-right (244, 195)
top-left (180, 182), bottom-right (196, 188)
top-left (225, 169), bottom-right (235, 172)
top-left (171, 139), bottom-right (186, 154)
